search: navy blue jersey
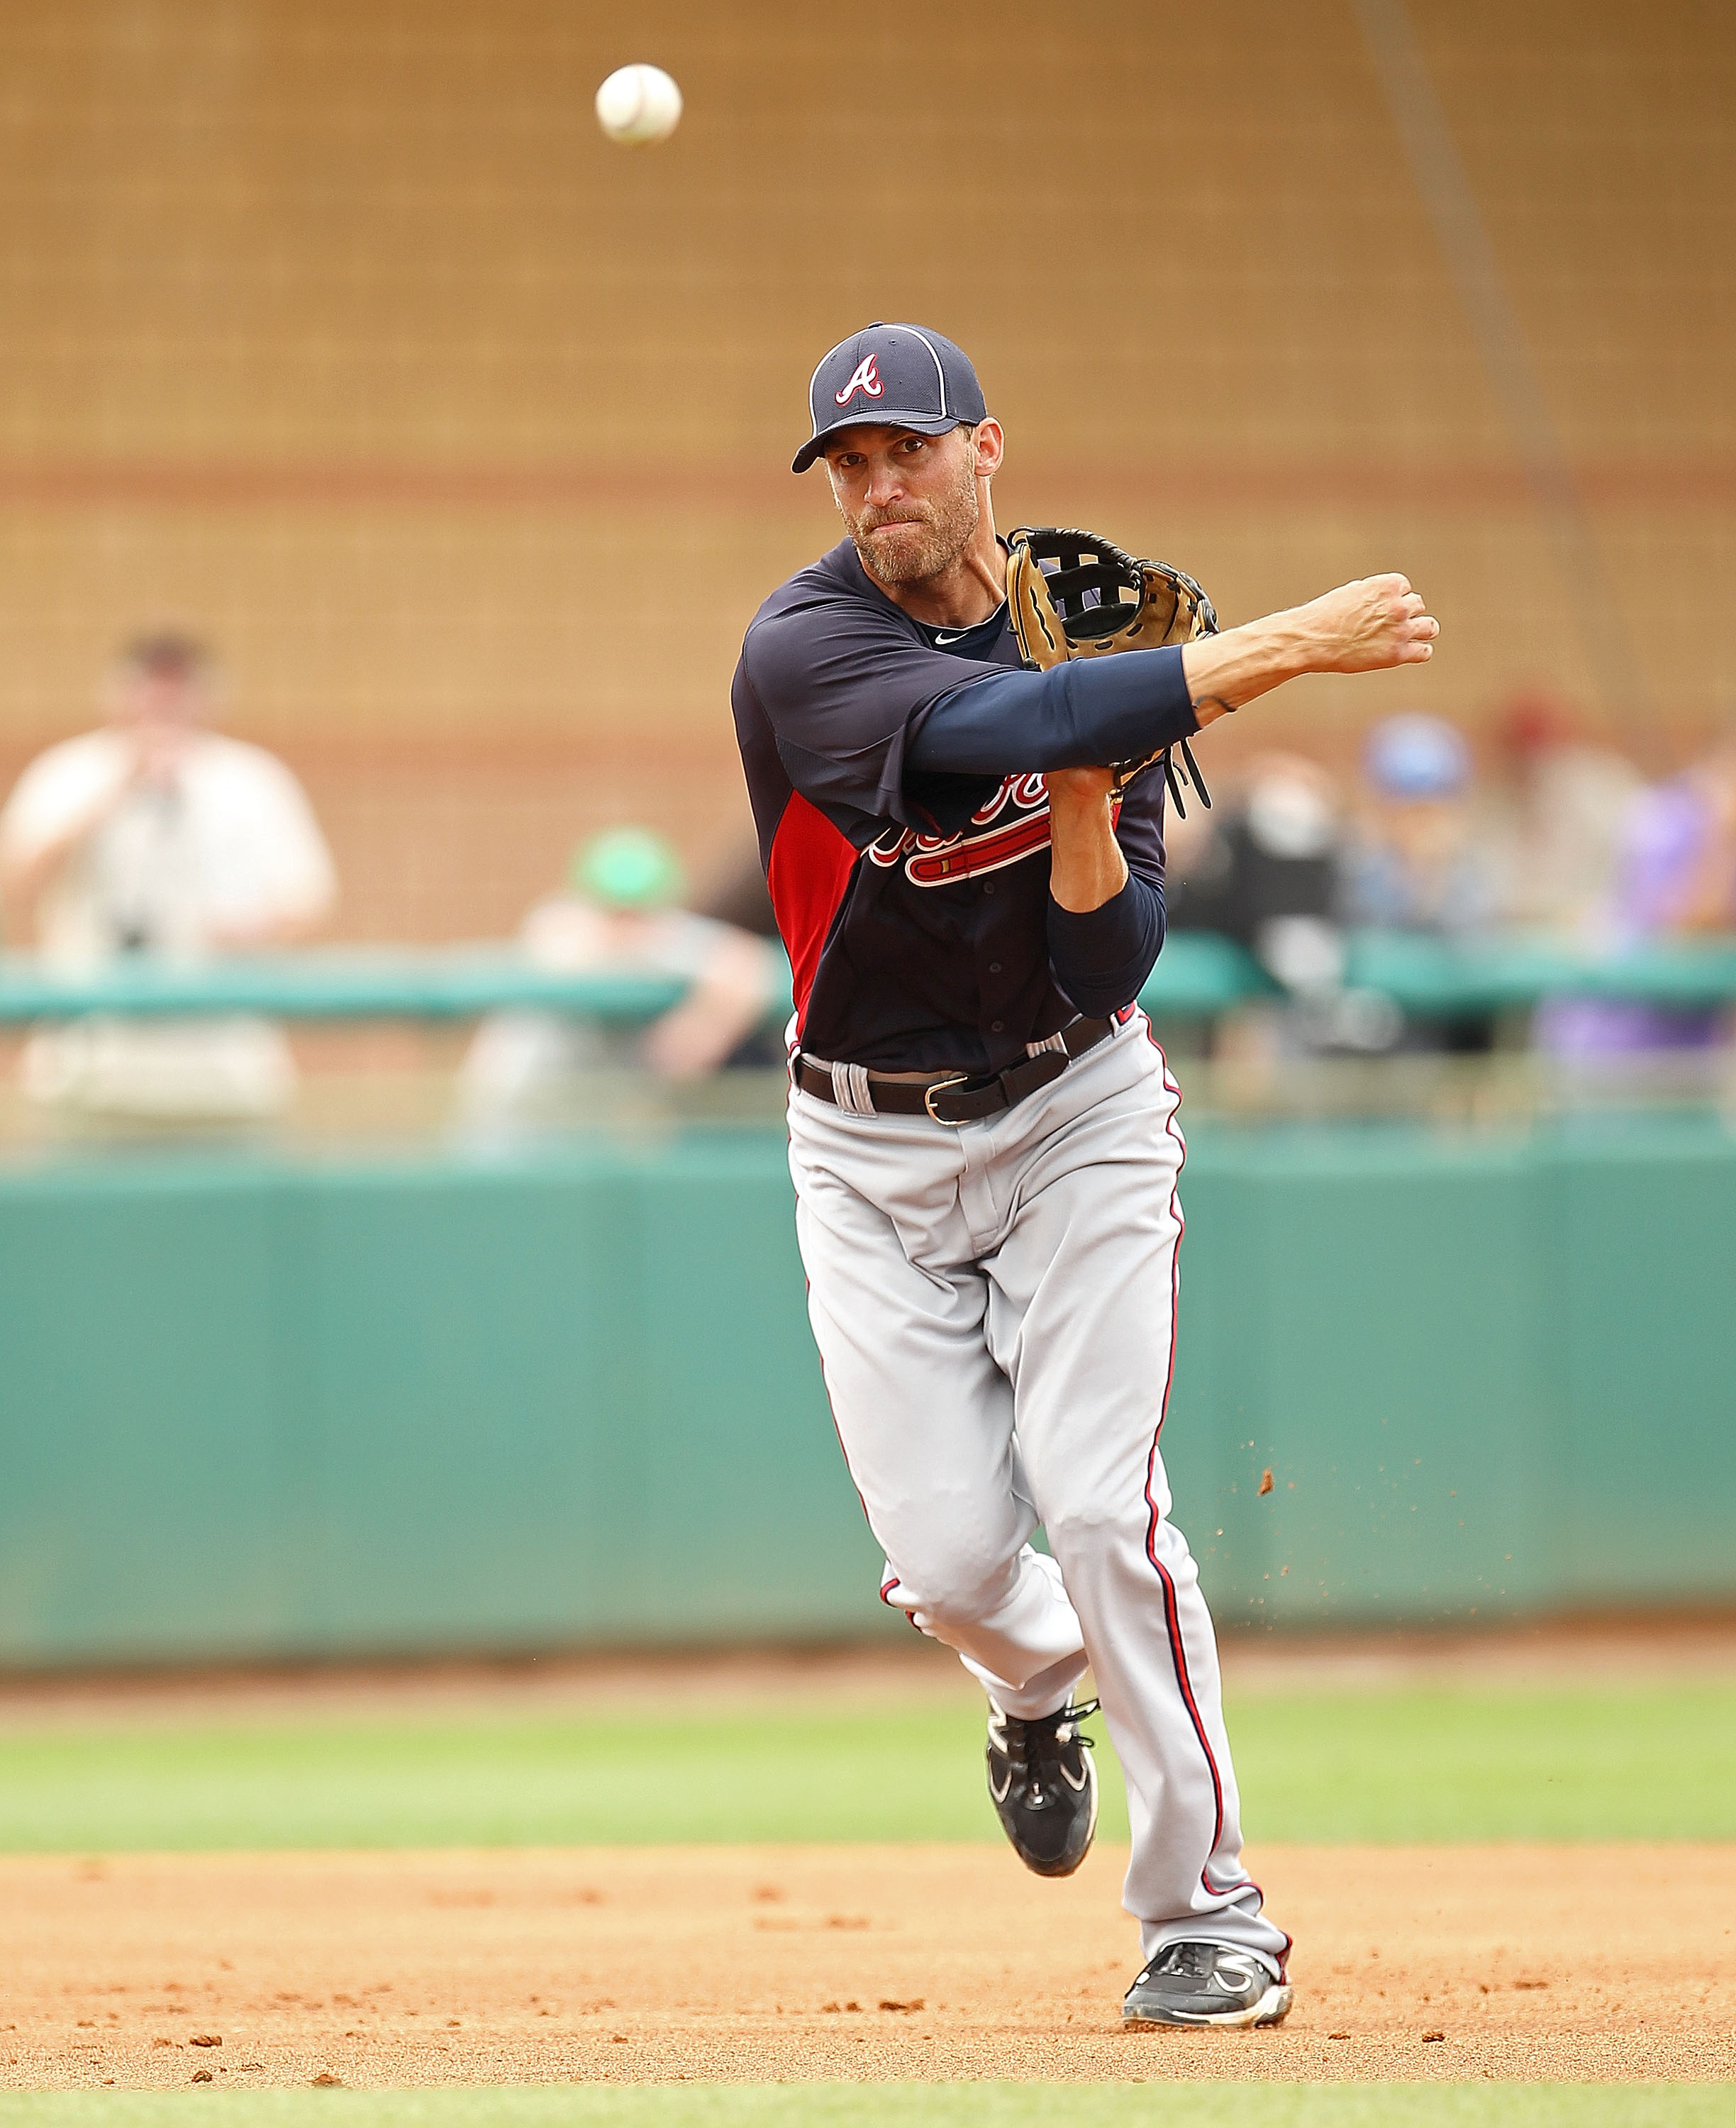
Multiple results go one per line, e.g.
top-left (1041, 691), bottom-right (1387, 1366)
top-left (731, 538), bottom-right (1198, 1073)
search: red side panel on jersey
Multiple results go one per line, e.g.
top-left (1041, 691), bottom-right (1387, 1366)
top-left (767, 792), bottom-right (859, 1031)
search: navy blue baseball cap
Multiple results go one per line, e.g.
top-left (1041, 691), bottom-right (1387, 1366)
top-left (793, 323), bottom-right (989, 473)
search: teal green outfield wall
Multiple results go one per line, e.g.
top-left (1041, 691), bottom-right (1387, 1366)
top-left (1, 1116), bottom-right (1733, 1666)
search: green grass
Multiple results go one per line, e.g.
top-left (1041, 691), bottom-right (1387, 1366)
top-left (1, 2088), bottom-right (1733, 2128)
top-left (1234, 1685), bottom-right (1736, 1841)
top-left (0, 1683), bottom-right (1732, 1853)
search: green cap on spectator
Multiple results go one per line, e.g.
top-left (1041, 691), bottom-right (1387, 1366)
top-left (572, 827), bottom-right (684, 911)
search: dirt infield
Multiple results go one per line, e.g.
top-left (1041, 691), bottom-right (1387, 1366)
top-left (4, 1844), bottom-right (1732, 2088)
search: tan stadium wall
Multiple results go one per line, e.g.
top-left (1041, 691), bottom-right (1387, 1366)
top-left (0, 0), bottom-right (1729, 939)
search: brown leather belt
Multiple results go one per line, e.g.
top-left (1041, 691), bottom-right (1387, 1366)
top-left (794, 1014), bottom-right (1119, 1126)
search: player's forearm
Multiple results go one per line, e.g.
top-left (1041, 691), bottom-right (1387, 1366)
top-left (1180, 609), bottom-right (1315, 722)
top-left (909, 650), bottom-right (1198, 778)
top-left (1047, 772), bottom-right (1128, 913)
top-left (1182, 573), bottom-right (1440, 720)
top-left (1047, 870), bottom-right (1164, 1017)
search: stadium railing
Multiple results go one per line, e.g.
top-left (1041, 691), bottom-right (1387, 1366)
top-left (2, 930), bottom-right (1735, 1024)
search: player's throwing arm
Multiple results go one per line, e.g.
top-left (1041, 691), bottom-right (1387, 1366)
top-left (1183, 573), bottom-right (1440, 725)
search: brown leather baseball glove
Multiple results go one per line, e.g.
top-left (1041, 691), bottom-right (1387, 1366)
top-left (1006, 524), bottom-right (1219, 814)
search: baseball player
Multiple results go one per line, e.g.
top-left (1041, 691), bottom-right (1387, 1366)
top-left (730, 323), bottom-right (1437, 2028)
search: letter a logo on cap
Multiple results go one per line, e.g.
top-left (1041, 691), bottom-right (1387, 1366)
top-left (834, 354), bottom-right (883, 407)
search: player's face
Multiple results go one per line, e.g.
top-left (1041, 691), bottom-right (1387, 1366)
top-left (823, 426), bottom-right (981, 586)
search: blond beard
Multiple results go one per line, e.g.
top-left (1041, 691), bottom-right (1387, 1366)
top-left (840, 450), bottom-right (981, 587)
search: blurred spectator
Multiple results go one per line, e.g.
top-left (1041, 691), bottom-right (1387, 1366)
top-left (1633, 735), bottom-right (1736, 938)
top-left (1166, 752), bottom-right (1345, 984)
top-left (459, 826), bottom-right (785, 1126)
top-left (1166, 753), bottom-right (1408, 1054)
top-left (1486, 689), bottom-right (1642, 940)
top-left (1342, 715), bottom-right (1498, 938)
top-left (1340, 714), bottom-right (1501, 1053)
top-left (0, 632), bottom-right (335, 1118)
top-left (691, 835), bottom-right (779, 942)
top-left (1536, 733), bottom-right (1736, 1060)
top-left (689, 835), bottom-right (788, 1070)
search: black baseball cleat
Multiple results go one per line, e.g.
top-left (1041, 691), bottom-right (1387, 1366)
top-left (1122, 1942), bottom-right (1293, 2028)
top-left (985, 1697), bottom-right (1098, 1878)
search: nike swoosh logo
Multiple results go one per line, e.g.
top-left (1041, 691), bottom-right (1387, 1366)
top-left (932, 604), bottom-right (1006, 647)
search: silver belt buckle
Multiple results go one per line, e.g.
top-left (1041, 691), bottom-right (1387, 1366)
top-left (923, 1074), bottom-right (972, 1125)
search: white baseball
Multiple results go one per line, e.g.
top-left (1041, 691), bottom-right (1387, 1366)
top-left (594, 65), bottom-right (682, 147)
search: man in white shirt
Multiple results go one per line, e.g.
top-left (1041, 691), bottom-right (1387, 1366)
top-left (0, 633), bottom-right (337, 1117)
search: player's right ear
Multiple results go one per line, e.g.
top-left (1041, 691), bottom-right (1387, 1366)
top-left (971, 417), bottom-right (1005, 482)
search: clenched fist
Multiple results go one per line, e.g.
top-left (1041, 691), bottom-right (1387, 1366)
top-left (1298, 574), bottom-right (1439, 673)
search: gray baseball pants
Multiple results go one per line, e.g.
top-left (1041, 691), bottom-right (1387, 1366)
top-left (787, 1013), bottom-right (1289, 1971)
